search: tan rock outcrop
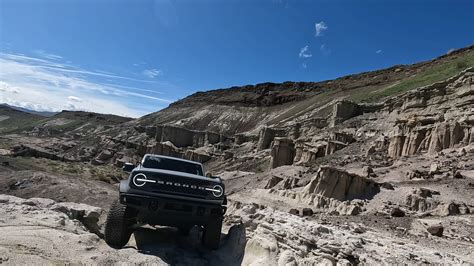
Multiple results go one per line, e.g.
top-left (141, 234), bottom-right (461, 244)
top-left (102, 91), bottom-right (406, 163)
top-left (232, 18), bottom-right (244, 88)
top-left (257, 127), bottom-right (287, 150)
top-left (270, 138), bottom-right (295, 169)
top-left (303, 166), bottom-right (380, 201)
top-left (146, 141), bottom-right (182, 158)
top-left (428, 122), bottom-right (465, 154)
top-left (183, 150), bottom-right (212, 163)
top-left (235, 133), bottom-right (259, 145)
top-left (294, 132), bottom-right (354, 164)
top-left (264, 176), bottom-right (284, 189)
top-left (138, 124), bottom-right (229, 148)
top-left (294, 141), bottom-right (326, 164)
top-left (330, 100), bottom-right (362, 127)
top-left (405, 188), bottom-right (441, 212)
top-left (386, 69), bottom-right (474, 158)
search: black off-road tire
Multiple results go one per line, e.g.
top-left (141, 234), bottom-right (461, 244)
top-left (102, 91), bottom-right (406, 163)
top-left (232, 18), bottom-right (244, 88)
top-left (104, 199), bottom-right (137, 249)
top-left (202, 216), bottom-right (223, 250)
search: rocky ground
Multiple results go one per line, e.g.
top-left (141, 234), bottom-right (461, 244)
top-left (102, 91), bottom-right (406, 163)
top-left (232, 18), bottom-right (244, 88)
top-left (0, 194), bottom-right (247, 265)
top-left (0, 192), bottom-right (472, 265)
top-left (0, 46), bottom-right (473, 265)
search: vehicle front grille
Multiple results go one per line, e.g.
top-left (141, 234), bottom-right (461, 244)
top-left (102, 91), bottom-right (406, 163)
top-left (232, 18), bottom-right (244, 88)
top-left (132, 172), bottom-right (212, 199)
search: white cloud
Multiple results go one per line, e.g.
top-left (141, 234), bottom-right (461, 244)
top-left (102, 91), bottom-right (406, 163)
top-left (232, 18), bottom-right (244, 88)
top-left (302, 63), bottom-right (307, 69)
top-left (376, 50), bottom-right (382, 54)
top-left (299, 45), bottom-right (313, 58)
top-left (3, 53), bottom-right (157, 83)
top-left (143, 68), bottom-right (162, 78)
top-left (0, 82), bottom-right (20, 94)
top-left (68, 96), bottom-right (82, 102)
top-left (0, 53), bottom-right (174, 117)
top-left (315, 21), bottom-right (328, 37)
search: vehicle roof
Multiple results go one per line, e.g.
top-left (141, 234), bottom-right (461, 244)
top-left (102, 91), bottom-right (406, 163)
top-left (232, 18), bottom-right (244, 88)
top-left (142, 154), bottom-right (203, 166)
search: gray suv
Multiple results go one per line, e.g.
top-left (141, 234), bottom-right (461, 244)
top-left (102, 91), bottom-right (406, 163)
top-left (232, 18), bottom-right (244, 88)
top-left (104, 154), bottom-right (226, 250)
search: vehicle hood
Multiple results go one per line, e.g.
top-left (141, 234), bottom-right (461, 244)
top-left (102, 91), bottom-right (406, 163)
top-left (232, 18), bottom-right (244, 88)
top-left (133, 166), bottom-right (222, 184)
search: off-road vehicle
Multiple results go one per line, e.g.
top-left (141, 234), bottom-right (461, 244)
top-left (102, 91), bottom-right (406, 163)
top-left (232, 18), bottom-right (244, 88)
top-left (104, 154), bottom-right (226, 250)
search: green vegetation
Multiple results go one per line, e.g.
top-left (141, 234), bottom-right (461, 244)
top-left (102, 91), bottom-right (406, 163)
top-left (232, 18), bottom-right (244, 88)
top-left (352, 52), bottom-right (474, 103)
top-left (0, 154), bottom-right (127, 183)
top-left (0, 114), bottom-right (46, 134)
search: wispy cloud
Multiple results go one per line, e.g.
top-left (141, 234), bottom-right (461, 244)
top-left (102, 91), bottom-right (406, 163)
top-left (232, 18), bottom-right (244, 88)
top-left (34, 50), bottom-right (63, 61)
top-left (143, 68), bottom-right (162, 78)
top-left (302, 63), bottom-right (307, 69)
top-left (299, 45), bottom-right (313, 58)
top-left (0, 53), bottom-right (174, 117)
top-left (315, 21), bottom-right (328, 37)
top-left (376, 49), bottom-right (382, 54)
top-left (2, 53), bottom-right (158, 83)
top-left (67, 96), bottom-right (82, 102)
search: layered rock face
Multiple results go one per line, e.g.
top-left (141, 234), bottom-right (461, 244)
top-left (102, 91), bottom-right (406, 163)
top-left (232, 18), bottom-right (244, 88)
top-left (269, 138), bottom-right (295, 168)
top-left (257, 127), bottom-right (287, 150)
top-left (107, 124), bottom-right (235, 164)
top-left (302, 166), bottom-right (380, 201)
top-left (137, 124), bottom-right (229, 148)
top-left (294, 132), bottom-right (355, 164)
top-left (330, 100), bottom-right (362, 127)
top-left (226, 199), bottom-right (473, 265)
top-left (387, 69), bottom-right (474, 158)
top-left (266, 166), bottom-right (380, 215)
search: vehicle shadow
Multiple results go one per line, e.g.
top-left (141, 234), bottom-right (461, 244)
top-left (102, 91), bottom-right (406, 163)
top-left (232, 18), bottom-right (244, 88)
top-left (131, 223), bottom-right (246, 265)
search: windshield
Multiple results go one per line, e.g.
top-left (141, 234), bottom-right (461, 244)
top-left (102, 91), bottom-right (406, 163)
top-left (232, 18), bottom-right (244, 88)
top-left (142, 156), bottom-right (203, 176)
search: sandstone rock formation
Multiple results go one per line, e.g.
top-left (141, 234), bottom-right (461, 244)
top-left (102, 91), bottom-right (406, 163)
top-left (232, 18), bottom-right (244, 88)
top-left (386, 68), bottom-right (474, 158)
top-left (257, 127), bottom-right (287, 150)
top-left (227, 200), bottom-right (473, 264)
top-left (303, 166), bottom-right (380, 201)
top-left (269, 138), bottom-right (295, 169)
top-left (330, 100), bottom-right (362, 127)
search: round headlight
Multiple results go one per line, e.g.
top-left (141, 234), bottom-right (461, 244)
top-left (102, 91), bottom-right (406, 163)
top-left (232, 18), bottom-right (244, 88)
top-left (132, 173), bottom-right (148, 187)
top-left (212, 185), bottom-right (224, 197)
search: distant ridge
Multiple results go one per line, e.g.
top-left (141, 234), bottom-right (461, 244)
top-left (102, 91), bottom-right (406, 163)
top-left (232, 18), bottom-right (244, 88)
top-left (0, 104), bottom-right (58, 117)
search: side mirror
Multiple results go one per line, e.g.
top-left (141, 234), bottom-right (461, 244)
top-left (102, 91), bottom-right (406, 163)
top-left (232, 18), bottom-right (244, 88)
top-left (206, 173), bottom-right (220, 179)
top-left (122, 163), bottom-right (135, 172)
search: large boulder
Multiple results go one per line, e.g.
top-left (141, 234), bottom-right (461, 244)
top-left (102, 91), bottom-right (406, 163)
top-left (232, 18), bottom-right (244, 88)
top-left (405, 188), bottom-right (439, 213)
top-left (435, 202), bottom-right (470, 216)
top-left (242, 227), bottom-right (279, 266)
top-left (427, 224), bottom-right (444, 237)
top-left (50, 202), bottom-right (103, 237)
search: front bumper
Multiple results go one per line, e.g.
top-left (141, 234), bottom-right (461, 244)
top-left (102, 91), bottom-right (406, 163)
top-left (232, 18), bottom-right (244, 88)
top-left (120, 193), bottom-right (226, 227)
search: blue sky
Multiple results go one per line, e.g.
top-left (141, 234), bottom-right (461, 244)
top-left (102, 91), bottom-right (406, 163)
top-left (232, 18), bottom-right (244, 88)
top-left (1, 0), bottom-right (473, 117)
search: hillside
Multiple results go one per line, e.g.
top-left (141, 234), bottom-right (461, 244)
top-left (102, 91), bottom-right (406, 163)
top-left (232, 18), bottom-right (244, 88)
top-left (0, 105), bottom-right (44, 133)
top-left (138, 45), bottom-right (474, 135)
top-left (0, 104), bottom-right (58, 117)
